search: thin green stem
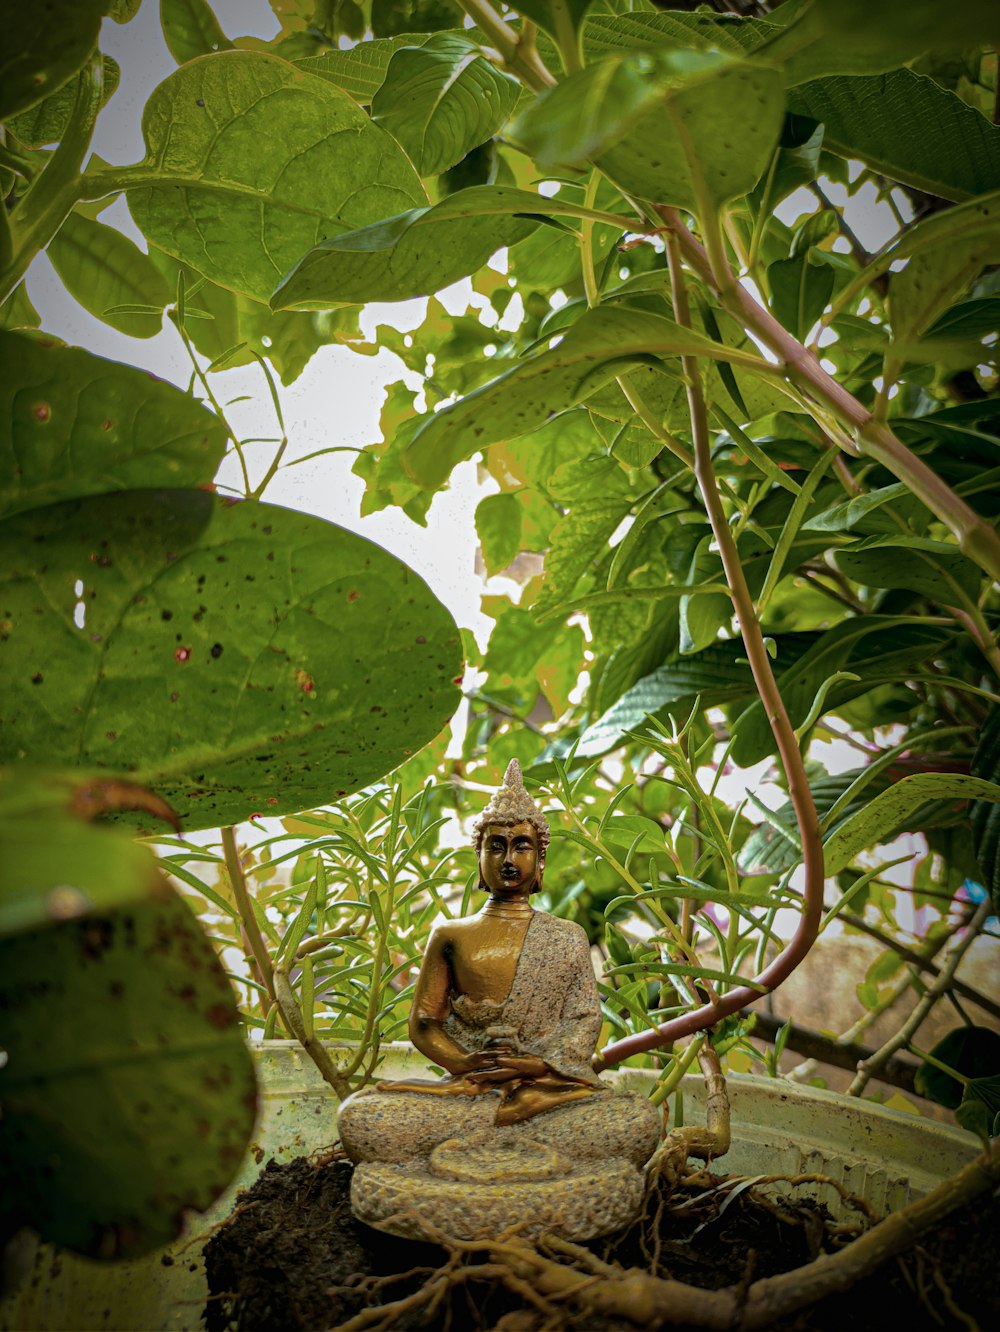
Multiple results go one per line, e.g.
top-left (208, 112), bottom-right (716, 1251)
top-left (222, 825), bottom-right (275, 1001)
top-left (549, 1), bottom-right (583, 74)
top-left (457, 0), bottom-right (556, 90)
top-left (248, 351), bottom-right (289, 500)
top-left (579, 171), bottom-right (601, 308)
top-left (273, 963), bottom-right (351, 1098)
top-left (172, 303), bottom-right (253, 495)
top-left (650, 1034), bottom-right (704, 1106)
top-left (848, 898), bottom-right (992, 1096)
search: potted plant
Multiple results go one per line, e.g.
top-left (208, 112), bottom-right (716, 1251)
top-left (2, 0), bottom-right (999, 1328)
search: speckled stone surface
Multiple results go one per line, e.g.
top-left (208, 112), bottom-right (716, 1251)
top-left (339, 1085), bottom-right (659, 1168)
top-left (351, 1147), bottom-right (646, 1241)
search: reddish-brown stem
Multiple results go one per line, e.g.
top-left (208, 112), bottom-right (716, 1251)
top-left (597, 238), bottom-right (825, 1069)
top-left (656, 207), bottom-right (1000, 583)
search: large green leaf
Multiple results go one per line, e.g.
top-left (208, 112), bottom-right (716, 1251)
top-left (403, 306), bottom-right (742, 490)
top-left (513, 51), bottom-right (784, 212)
top-left (580, 9), bottom-right (1000, 199)
top-left (533, 498), bottom-right (631, 618)
top-left (834, 537), bottom-right (981, 604)
top-left (125, 52), bottom-right (425, 303)
top-left (788, 70), bottom-right (1000, 202)
top-left (824, 773), bottom-right (1000, 876)
top-left (971, 707), bottom-right (1000, 911)
top-left (583, 11), bottom-right (749, 64)
top-left (0, 0), bottom-right (105, 120)
top-left (761, 0), bottom-right (1000, 85)
top-left (371, 33), bottom-right (519, 177)
top-left (0, 332), bottom-right (227, 520)
top-left (891, 225), bottom-right (1000, 343)
top-left (730, 618), bottom-right (956, 766)
top-left (271, 187), bottom-right (552, 309)
top-left (0, 490), bottom-right (462, 830)
top-left (0, 879), bottom-right (257, 1258)
top-left (6, 55), bottom-right (119, 146)
top-left (0, 770), bottom-right (174, 937)
top-left (47, 211), bottom-right (173, 339)
top-left (577, 639), bottom-right (769, 758)
top-left (160, 0), bottom-right (234, 66)
top-left (295, 30), bottom-right (467, 103)
top-left (739, 761), bottom-right (965, 876)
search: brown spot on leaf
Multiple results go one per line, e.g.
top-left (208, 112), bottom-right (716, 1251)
top-left (33, 403), bottom-right (51, 422)
top-left (175, 647), bottom-right (191, 662)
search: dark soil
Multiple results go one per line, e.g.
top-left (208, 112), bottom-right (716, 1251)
top-left (202, 1154), bottom-right (1000, 1332)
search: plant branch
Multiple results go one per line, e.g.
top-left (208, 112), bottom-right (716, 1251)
top-left (743, 1009), bottom-right (922, 1094)
top-left (481, 1138), bottom-right (1000, 1328)
top-left (848, 897), bottom-right (992, 1096)
top-left (656, 208), bottom-right (1000, 584)
top-left (222, 825), bottom-right (275, 1001)
top-left (273, 964), bottom-right (352, 1099)
top-left (458, 0), bottom-right (556, 90)
top-left (839, 912), bottom-right (1000, 1023)
top-left (597, 236), bottom-right (825, 1069)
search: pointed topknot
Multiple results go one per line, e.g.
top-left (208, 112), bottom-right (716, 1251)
top-left (471, 757), bottom-right (550, 856)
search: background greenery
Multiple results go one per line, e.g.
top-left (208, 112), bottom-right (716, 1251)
top-left (2, 0), bottom-right (999, 1261)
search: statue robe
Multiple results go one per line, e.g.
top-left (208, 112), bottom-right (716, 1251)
top-left (444, 910), bottom-right (605, 1088)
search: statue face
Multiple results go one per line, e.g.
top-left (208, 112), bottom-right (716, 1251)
top-left (479, 820), bottom-right (540, 895)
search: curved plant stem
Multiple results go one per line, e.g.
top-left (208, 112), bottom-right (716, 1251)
top-left (597, 234), bottom-right (825, 1070)
top-left (657, 207), bottom-right (1000, 583)
top-left (848, 897), bottom-right (992, 1096)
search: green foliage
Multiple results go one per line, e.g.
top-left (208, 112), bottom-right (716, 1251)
top-left (0, 332), bottom-right (226, 517)
top-left (3, 0), bottom-right (1000, 1256)
top-left (0, 0), bottom-right (105, 121)
top-left (0, 888), bottom-right (257, 1258)
top-left (0, 773), bottom-right (255, 1258)
top-left (371, 33), bottom-right (519, 177)
top-left (0, 488), bottom-right (461, 830)
top-left (127, 53), bottom-right (425, 303)
top-left (915, 1026), bottom-right (1000, 1116)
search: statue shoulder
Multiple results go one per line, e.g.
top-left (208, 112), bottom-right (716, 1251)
top-left (426, 914), bottom-right (478, 950)
top-left (537, 912), bottom-right (591, 950)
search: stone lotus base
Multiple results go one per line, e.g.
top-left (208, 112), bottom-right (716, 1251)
top-left (351, 1134), bottom-right (646, 1241)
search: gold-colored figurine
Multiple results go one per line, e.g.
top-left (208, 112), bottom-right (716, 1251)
top-left (338, 760), bottom-right (660, 1241)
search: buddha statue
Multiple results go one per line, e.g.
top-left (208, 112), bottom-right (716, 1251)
top-left (337, 760), bottom-right (660, 1241)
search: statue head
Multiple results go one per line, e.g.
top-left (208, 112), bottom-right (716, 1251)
top-left (472, 759), bottom-right (550, 895)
